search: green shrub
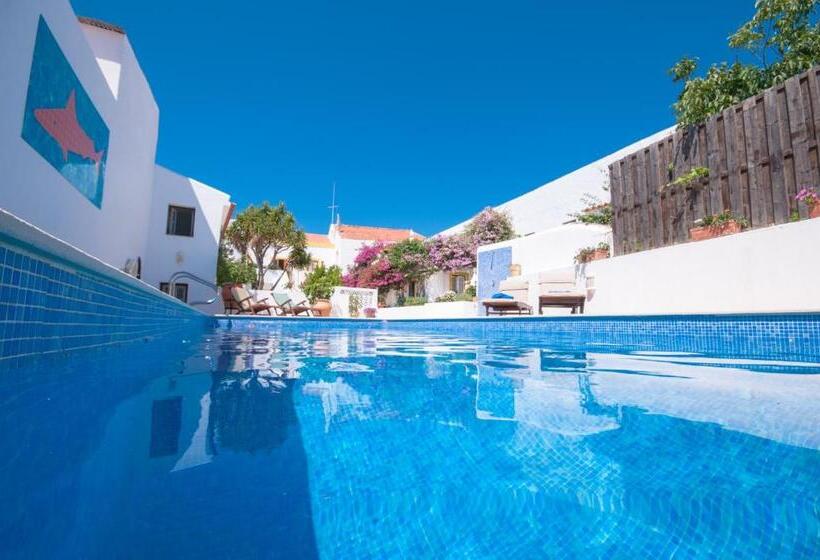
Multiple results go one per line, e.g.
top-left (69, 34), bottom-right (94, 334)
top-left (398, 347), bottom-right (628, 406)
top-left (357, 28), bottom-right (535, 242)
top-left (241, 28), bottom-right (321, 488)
top-left (216, 246), bottom-right (256, 286)
top-left (301, 264), bottom-right (342, 303)
top-left (694, 210), bottom-right (749, 228)
top-left (402, 296), bottom-right (427, 307)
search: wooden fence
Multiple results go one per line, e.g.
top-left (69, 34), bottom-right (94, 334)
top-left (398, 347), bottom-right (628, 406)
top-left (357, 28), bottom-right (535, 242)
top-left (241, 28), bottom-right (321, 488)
top-left (609, 65), bottom-right (820, 255)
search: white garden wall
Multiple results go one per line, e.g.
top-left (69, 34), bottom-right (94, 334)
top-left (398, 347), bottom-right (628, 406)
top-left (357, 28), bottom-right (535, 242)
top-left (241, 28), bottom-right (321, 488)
top-left (478, 223), bottom-right (610, 278)
top-left (438, 127), bottom-right (674, 237)
top-left (583, 218), bottom-right (820, 315)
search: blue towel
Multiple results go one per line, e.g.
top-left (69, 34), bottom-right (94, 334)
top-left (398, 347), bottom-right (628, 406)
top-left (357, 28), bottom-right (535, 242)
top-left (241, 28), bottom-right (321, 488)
top-left (491, 292), bottom-right (513, 299)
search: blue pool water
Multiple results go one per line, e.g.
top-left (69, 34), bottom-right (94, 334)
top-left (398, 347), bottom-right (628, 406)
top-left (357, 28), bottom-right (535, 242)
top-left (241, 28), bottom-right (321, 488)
top-left (1, 322), bottom-right (819, 559)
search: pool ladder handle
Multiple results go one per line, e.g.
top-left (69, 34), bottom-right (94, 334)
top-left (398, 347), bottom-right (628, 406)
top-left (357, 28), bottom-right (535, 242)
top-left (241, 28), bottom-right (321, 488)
top-left (168, 270), bottom-right (219, 307)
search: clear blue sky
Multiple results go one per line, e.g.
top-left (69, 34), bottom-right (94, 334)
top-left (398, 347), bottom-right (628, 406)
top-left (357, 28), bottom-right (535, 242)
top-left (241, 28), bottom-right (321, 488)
top-left (72, 0), bottom-right (755, 235)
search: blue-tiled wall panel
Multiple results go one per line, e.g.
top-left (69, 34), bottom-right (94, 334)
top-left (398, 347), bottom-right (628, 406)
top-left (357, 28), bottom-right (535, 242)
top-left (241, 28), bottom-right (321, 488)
top-left (0, 239), bottom-right (210, 363)
top-left (477, 247), bottom-right (512, 315)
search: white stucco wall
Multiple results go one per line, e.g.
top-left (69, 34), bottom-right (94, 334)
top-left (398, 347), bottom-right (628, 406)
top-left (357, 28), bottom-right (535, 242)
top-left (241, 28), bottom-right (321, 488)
top-left (1, 1), bottom-right (231, 314)
top-left (478, 223), bottom-right (611, 278)
top-left (583, 218), bottom-right (820, 315)
top-left (143, 165), bottom-right (230, 313)
top-left (0, 1), bottom-right (159, 270)
top-left (377, 301), bottom-right (476, 319)
top-left (437, 127), bottom-right (674, 238)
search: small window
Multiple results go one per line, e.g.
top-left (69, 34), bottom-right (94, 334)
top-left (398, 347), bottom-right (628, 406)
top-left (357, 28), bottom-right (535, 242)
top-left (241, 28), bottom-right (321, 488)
top-left (160, 282), bottom-right (188, 303)
top-left (166, 205), bottom-right (195, 236)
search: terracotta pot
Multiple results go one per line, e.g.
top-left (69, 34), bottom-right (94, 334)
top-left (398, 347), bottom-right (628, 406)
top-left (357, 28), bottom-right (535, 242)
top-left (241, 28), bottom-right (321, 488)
top-left (312, 299), bottom-right (331, 317)
top-left (364, 308), bottom-right (377, 318)
top-left (689, 220), bottom-right (742, 241)
top-left (589, 249), bottom-right (609, 262)
top-left (810, 204), bottom-right (820, 219)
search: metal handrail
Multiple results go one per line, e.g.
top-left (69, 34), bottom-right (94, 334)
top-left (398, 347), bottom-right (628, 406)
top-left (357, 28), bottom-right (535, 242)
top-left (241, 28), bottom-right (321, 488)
top-left (168, 270), bottom-right (219, 306)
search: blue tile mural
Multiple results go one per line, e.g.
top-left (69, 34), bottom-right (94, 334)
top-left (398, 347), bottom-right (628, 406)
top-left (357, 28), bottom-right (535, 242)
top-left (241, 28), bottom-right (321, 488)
top-left (477, 247), bottom-right (512, 315)
top-left (21, 16), bottom-right (109, 208)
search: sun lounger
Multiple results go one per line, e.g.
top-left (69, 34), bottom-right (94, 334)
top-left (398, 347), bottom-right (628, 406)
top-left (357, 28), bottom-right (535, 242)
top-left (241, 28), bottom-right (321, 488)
top-left (537, 270), bottom-right (586, 314)
top-left (482, 298), bottom-right (533, 315)
top-left (272, 293), bottom-right (315, 316)
top-left (230, 286), bottom-right (279, 315)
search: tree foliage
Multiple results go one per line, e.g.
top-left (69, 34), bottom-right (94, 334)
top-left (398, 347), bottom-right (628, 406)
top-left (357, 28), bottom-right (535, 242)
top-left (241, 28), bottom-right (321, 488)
top-left (216, 245), bottom-right (256, 286)
top-left (301, 264), bottom-right (342, 303)
top-left (671, 0), bottom-right (820, 126)
top-left (225, 202), bottom-right (307, 289)
top-left (385, 238), bottom-right (430, 279)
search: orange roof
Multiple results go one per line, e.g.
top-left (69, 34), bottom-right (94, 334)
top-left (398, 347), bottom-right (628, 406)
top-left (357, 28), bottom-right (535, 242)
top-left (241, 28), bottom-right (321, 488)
top-left (336, 224), bottom-right (423, 242)
top-left (306, 233), bottom-right (334, 248)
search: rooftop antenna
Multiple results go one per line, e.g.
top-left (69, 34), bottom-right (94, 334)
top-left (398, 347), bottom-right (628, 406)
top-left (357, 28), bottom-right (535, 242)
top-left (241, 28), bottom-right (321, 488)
top-left (328, 181), bottom-right (339, 225)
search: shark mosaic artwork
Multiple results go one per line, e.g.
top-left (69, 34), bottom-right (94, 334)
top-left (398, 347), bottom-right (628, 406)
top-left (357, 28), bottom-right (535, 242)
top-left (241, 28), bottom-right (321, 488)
top-left (21, 16), bottom-right (109, 208)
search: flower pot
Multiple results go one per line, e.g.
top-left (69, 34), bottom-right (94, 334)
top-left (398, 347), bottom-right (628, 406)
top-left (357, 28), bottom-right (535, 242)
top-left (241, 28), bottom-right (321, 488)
top-left (689, 220), bottom-right (742, 241)
top-left (589, 249), bottom-right (609, 262)
top-left (312, 299), bottom-right (331, 317)
top-left (364, 308), bottom-right (377, 318)
top-left (810, 204), bottom-right (820, 219)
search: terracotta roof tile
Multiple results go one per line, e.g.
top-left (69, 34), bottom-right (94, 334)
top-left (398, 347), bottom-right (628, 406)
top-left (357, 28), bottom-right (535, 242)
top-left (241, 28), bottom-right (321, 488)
top-left (336, 224), bottom-right (423, 242)
top-left (306, 233), bottom-right (334, 248)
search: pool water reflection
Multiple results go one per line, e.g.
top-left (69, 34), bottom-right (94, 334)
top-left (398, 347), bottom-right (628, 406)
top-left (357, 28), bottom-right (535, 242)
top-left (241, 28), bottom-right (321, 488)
top-left (0, 327), bottom-right (818, 559)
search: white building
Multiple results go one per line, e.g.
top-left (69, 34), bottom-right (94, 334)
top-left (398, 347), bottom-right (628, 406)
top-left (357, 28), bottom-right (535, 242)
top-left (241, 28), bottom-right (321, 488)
top-left (0, 1), bottom-right (232, 312)
top-left (262, 221), bottom-right (423, 296)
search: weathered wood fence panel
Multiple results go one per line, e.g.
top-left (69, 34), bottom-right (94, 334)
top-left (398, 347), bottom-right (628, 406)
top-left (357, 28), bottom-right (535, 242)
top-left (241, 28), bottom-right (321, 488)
top-left (610, 65), bottom-right (820, 255)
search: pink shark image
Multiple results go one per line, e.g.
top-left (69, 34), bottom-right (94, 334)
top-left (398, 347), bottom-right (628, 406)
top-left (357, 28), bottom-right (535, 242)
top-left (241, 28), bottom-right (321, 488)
top-left (34, 90), bottom-right (104, 167)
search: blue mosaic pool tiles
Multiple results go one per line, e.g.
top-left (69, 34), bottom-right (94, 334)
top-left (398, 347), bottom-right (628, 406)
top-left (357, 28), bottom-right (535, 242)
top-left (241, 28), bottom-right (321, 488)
top-left (218, 313), bottom-right (820, 361)
top-left (0, 241), bottom-right (210, 363)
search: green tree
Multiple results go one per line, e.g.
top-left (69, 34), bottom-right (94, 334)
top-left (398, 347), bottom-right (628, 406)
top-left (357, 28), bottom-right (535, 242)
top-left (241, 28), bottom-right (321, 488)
top-left (671, 0), bottom-right (820, 126)
top-left (216, 245), bottom-right (256, 286)
top-left (301, 264), bottom-right (342, 303)
top-left (385, 238), bottom-right (430, 280)
top-left (225, 202), bottom-right (307, 289)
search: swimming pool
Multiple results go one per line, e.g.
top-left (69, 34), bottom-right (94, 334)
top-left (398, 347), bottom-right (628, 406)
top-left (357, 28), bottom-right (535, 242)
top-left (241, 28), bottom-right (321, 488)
top-left (1, 318), bottom-right (818, 559)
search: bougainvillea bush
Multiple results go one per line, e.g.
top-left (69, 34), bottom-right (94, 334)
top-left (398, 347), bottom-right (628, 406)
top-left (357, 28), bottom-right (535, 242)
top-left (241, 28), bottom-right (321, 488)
top-left (426, 234), bottom-right (475, 271)
top-left (341, 242), bottom-right (406, 292)
top-left (342, 208), bottom-right (515, 294)
top-left (426, 207), bottom-right (515, 271)
top-left (464, 207), bottom-right (516, 248)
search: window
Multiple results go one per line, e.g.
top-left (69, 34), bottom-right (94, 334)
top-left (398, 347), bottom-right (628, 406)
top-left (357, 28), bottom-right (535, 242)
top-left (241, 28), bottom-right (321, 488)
top-left (160, 282), bottom-right (188, 303)
top-left (407, 280), bottom-right (425, 298)
top-left (166, 205), bottom-right (195, 236)
top-left (449, 273), bottom-right (467, 294)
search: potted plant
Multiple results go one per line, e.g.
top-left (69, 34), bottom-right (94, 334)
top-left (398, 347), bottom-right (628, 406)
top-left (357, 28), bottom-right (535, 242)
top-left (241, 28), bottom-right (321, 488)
top-left (795, 187), bottom-right (820, 219)
top-left (301, 264), bottom-right (341, 317)
top-left (575, 242), bottom-right (610, 263)
top-left (363, 307), bottom-right (377, 318)
top-left (689, 211), bottom-right (749, 241)
top-left (348, 294), bottom-right (362, 318)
